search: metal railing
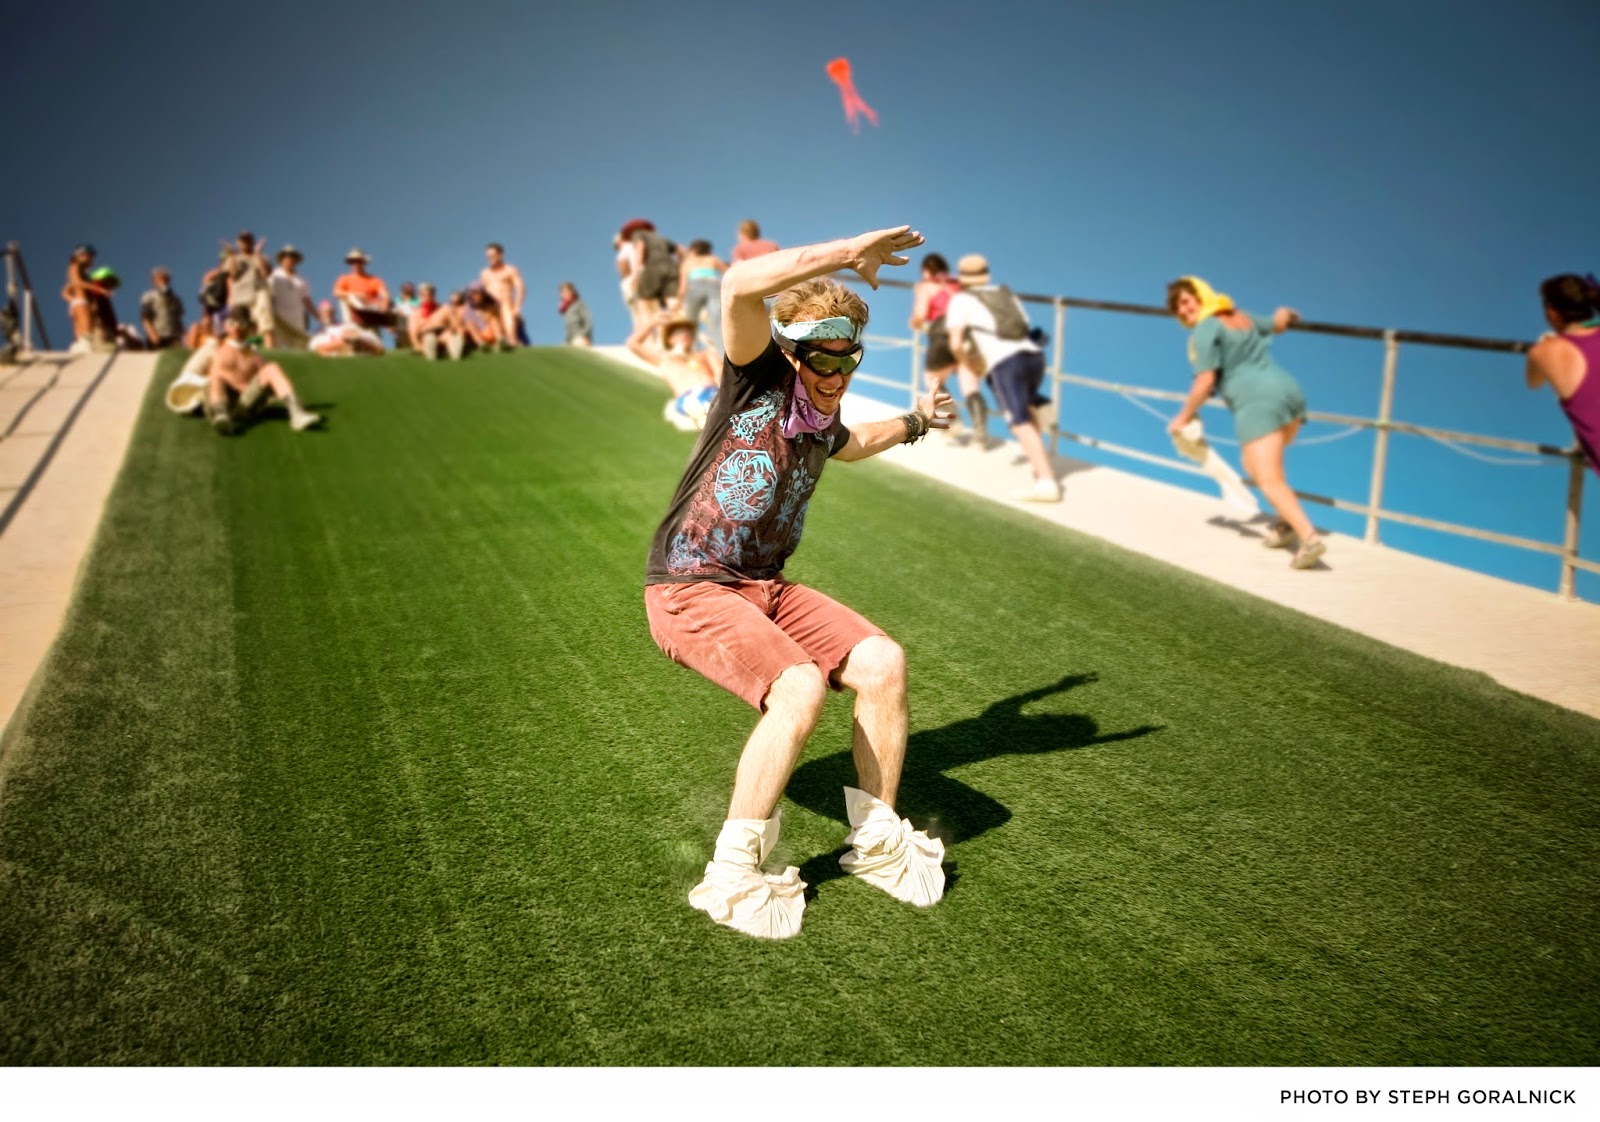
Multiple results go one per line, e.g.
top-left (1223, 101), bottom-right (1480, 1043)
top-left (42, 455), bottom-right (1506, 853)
top-left (842, 275), bottom-right (1594, 601)
top-left (3, 243), bottom-right (52, 357)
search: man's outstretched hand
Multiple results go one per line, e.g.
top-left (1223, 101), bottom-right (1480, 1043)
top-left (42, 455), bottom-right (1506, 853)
top-left (915, 387), bottom-right (957, 431)
top-left (849, 226), bottom-right (924, 289)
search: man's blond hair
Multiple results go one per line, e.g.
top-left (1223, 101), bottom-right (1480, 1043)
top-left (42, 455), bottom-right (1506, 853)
top-left (770, 277), bottom-right (869, 334)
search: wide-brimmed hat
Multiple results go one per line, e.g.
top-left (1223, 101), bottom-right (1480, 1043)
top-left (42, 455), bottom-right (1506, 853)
top-left (344, 247), bottom-right (370, 263)
top-left (957, 254), bottom-right (991, 286)
top-left (659, 316), bottom-right (697, 341)
top-left (277, 244), bottom-right (304, 261)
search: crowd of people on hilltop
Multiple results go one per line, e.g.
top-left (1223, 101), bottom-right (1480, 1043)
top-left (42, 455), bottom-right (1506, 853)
top-left (63, 232), bottom-right (601, 436)
top-left (61, 233), bottom-right (597, 364)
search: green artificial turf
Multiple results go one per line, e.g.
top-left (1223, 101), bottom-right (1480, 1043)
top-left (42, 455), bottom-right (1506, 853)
top-left (0, 346), bottom-right (1596, 1066)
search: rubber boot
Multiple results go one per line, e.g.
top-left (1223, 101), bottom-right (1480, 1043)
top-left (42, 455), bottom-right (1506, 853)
top-left (965, 392), bottom-right (990, 447)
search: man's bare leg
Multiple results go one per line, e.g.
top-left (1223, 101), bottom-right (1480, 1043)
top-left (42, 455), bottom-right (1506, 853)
top-left (688, 661), bottom-right (822, 939)
top-left (833, 635), bottom-right (944, 905)
top-left (258, 363), bottom-right (322, 431)
top-left (833, 635), bottom-right (907, 805)
top-left (1013, 420), bottom-right (1055, 482)
top-left (726, 662), bottom-right (827, 820)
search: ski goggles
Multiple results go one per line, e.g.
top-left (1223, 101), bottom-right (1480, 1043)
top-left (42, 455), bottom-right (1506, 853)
top-left (776, 333), bottom-right (864, 377)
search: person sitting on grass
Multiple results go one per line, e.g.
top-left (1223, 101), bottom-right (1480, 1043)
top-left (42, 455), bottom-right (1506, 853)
top-left (462, 285), bottom-right (504, 351)
top-left (334, 248), bottom-right (408, 347)
top-left (627, 311), bottom-right (718, 431)
top-left (643, 224), bottom-right (955, 940)
top-left (204, 307), bottom-right (323, 435)
top-left (411, 284), bottom-right (469, 361)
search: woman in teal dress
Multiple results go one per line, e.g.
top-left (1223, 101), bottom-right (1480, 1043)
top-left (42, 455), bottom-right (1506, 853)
top-left (1165, 275), bottom-right (1326, 569)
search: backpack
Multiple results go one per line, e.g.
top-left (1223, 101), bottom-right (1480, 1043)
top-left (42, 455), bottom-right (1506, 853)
top-left (200, 269), bottom-right (228, 311)
top-left (635, 231), bottom-right (679, 283)
top-left (965, 285), bottom-right (1030, 341)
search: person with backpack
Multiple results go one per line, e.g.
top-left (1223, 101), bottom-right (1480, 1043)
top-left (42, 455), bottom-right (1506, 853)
top-left (945, 254), bottom-right (1059, 501)
top-left (911, 253), bottom-right (988, 444)
top-left (199, 248), bottom-right (231, 336)
top-left (631, 223), bottom-right (681, 315)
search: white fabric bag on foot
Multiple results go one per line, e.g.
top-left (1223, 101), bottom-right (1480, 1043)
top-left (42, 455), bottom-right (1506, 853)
top-left (688, 811), bottom-right (806, 939)
top-left (839, 787), bottom-right (945, 906)
top-left (1173, 418), bottom-right (1259, 517)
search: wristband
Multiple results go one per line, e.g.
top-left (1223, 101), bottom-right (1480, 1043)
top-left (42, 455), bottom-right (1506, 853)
top-left (900, 411), bottom-right (929, 445)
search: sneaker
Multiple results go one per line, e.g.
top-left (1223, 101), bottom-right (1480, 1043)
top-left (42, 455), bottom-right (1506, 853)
top-left (1015, 476), bottom-right (1063, 503)
top-left (420, 333), bottom-right (440, 361)
top-left (1290, 535), bottom-right (1327, 569)
top-left (208, 405), bottom-right (235, 436)
top-left (1261, 520), bottom-right (1297, 549)
top-left (290, 408), bottom-right (323, 432)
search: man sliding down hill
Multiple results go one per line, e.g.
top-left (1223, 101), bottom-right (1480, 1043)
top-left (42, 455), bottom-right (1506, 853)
top-left (644, 225), bottom-right (955, 939)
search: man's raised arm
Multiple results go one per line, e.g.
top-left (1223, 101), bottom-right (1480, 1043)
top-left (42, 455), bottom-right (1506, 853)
top-left (720, 226), bottom-right (924, 366)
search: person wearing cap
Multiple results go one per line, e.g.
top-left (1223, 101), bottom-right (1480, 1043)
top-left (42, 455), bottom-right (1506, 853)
top-left (627, 310), bottom-right (718, 430)
top-left (139, 268), bottom-right (185, 350)
top-left (644, 224), bottom-right (954, 940)
top-left (226, 231), bottom-right (275, 347)
top-left (204, 306), bottom-right (323, 434)
top-left (333, 248), bottom-right (407, 346)
top-left (628, 221), bottom-right (680, 317)
top-left (268, 246), bottom-right (322, 351)
top-left (944, 254), bottom-right (1060, 501)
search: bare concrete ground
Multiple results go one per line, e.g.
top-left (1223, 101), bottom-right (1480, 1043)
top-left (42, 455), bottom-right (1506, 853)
top-left (0, 351), bottom-right (158, 736)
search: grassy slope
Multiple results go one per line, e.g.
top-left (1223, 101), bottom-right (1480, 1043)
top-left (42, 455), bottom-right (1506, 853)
top-left (0, 347), bottom-right (1595, 1066)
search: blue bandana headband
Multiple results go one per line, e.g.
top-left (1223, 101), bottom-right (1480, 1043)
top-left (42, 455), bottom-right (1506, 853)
top-left (773, 316), bottom-right (863, 345)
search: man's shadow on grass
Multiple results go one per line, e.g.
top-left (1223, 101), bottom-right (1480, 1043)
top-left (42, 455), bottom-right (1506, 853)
top-left (787, 672), bottom-right (1162, 894)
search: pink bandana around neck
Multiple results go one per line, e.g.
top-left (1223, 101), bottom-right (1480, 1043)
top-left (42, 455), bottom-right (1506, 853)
top-left (782, 375), bottom-right (833, 439)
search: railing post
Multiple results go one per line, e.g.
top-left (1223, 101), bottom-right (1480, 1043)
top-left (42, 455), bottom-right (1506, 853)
top-left (1364, 331), bottom-right (1400, 543)
top-left (1050, 298), bottom-right (1065, 446)
top-left (22, 290), bottom-right (33, 355)
top-left (910, 330), bottom-right (923, 409)
top-left (1559, 452), bottom-right (1584, 600)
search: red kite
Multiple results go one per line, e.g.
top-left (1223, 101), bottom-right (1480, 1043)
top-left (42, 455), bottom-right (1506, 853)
top-left (825, 57), bottom-right (879, 134)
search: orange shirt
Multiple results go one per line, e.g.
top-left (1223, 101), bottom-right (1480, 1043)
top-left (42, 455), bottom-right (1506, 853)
top-left (334, 272), bottom-right (388, 304)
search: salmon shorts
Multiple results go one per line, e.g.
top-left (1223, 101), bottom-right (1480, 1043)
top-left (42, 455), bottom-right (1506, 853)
top-left (644, 579), bottom-right (886, 711)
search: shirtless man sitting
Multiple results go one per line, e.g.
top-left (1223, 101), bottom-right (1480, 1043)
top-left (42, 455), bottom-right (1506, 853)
top-left (205, 307), bottom-right (324, 435)
top-left (628, 311), bottom-right (719, 431)
top-left (479, 243), bottom-right (526, 346)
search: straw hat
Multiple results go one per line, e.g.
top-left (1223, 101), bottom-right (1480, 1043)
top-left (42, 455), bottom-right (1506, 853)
top-left (277, 244), bottom-right (304, 262)
top-left (660, 316), bottom-right (697, 342)
top-left (344, 247), bottom-right (370, 263)
top-left (957, 254), bottom-right (991, 286)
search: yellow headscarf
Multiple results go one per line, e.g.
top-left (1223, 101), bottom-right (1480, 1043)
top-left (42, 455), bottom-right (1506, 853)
top-left (1182, 275), bottom-right (1234, 323)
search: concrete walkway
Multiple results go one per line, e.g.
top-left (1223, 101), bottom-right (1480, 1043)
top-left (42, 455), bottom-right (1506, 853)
top-left (603, 346), bottom-right (1600, 719)
top-left (0, 350), bottom-right (158, 736)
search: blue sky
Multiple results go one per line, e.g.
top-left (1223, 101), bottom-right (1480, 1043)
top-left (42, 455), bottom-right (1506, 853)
top-left (5, 0), bottom-right (1597, 595)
